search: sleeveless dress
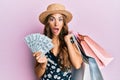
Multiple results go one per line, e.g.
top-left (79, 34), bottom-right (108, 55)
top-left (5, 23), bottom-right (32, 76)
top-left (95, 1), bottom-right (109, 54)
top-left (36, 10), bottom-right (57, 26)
top-left (41, 51), bottom-right (72, 80)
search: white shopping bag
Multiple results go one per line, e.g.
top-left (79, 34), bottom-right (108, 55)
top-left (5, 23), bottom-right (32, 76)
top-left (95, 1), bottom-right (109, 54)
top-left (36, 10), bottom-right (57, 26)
top-left (83, 62), bottom-right (91, 80)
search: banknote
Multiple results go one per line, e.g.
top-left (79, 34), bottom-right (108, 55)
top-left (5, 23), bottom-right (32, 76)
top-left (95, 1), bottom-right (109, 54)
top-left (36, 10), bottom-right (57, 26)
top-left (25, 33), bottom-right (54, 55)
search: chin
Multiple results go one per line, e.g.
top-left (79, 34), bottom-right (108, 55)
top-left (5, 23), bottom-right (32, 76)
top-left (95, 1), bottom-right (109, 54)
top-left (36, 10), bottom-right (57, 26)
top-left (54, 34), bottom-right (59, 36)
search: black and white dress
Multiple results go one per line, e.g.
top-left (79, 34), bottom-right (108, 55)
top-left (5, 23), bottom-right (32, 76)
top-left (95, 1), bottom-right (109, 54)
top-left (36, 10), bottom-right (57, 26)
top-left (41, 51), bottom-right (72, 80)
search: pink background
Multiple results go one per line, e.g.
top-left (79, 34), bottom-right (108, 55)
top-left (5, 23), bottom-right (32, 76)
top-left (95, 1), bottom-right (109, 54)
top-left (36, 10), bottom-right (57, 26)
top-left (0, 0), bottom-right (120, 80)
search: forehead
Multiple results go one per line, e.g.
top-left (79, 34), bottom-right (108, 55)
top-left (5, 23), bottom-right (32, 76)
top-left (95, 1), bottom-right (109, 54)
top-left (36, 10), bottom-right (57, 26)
top-left (50, 13), bottom-right (63, 18)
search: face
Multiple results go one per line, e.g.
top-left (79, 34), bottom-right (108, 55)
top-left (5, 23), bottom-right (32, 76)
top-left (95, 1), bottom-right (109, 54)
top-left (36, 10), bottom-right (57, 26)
top-left (48, 13), bottom-right (64, 36)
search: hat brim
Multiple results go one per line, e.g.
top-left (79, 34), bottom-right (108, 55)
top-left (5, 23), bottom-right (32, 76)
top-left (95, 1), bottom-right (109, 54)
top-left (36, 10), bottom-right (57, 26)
top-left (39, 10), bottom-right (72, 24)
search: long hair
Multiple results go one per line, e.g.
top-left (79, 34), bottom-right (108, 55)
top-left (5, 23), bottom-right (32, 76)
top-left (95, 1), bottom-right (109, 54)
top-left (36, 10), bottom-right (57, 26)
top-left (43, 14), bottom-right (72, 71)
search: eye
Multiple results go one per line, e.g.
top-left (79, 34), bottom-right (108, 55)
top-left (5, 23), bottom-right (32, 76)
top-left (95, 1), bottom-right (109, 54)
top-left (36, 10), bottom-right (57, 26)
top-left (49, 17), bottom-right (55, 21)
top-left (59, 18), bottom-right (63, 21)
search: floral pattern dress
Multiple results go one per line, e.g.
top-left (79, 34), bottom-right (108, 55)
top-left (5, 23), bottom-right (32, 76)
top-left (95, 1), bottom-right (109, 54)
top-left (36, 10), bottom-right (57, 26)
top-left (41, 51), bottom-right (72, 80)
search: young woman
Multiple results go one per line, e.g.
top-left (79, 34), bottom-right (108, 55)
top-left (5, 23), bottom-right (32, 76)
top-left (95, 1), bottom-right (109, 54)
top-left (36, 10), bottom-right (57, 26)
top-left (33, 3), bottom-right (83, 80)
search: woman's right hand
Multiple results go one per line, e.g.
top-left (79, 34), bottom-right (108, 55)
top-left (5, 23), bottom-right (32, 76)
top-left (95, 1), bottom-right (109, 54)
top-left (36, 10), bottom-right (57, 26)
top-left (33, 52), bottom-right (47, 69)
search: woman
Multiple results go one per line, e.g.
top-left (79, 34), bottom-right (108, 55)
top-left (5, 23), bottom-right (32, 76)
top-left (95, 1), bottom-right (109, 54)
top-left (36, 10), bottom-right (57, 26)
top-left (33, 3), bottom-right (83, 80)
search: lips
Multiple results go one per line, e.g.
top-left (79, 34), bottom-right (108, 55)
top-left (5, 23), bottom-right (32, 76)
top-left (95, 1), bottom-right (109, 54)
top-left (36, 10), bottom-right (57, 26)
top-left (52, 28), bottom-right (59, 34)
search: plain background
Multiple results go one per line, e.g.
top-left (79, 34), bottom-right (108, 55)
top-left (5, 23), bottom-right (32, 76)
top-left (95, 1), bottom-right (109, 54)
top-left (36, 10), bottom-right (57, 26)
top-left (0, 0), bottom-right (120, 80)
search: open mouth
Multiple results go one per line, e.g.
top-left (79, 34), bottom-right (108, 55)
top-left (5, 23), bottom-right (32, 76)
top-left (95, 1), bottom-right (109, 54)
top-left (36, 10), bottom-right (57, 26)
top-left (52, 28), bottom-right (59, 34)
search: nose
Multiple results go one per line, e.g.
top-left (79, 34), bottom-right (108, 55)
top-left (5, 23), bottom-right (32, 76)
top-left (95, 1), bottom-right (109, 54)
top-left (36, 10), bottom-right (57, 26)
top-left (55, 20), bottom-right (59, 26)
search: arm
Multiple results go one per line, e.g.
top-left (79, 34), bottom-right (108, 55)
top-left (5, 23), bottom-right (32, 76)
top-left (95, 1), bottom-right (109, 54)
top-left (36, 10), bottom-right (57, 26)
top-left (64, 34), bottom-right (83, 69)
top-left (34, 62), bottom-right (46, 78)
top-left (33, 52), bottom-right (47, 78)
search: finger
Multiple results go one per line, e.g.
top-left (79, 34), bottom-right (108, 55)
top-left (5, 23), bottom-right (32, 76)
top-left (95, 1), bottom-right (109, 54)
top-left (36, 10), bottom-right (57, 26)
top-left (33, 53), bottom-right (36, 56)
top-left (36, 56), bottom-right (46, 61)
top-left (36, 56), bottom-right (40, 60)
top-left (38, 57), bottom-right (47, 63)
top-left (33, 52), bottom-right (38, 56)
top-left (33, 52), bottom-right (41, 57)
top-left (36, 53), bottom-right (40, 57)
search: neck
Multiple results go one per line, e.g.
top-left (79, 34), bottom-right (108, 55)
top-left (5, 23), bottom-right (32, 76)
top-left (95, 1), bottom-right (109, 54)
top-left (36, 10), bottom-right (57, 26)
top-left (52, 35), bottom-right (59, 40)
top-left (51, 35), bottom-right (60, 56)
top-left (52, 36), bottom-right (59, 44)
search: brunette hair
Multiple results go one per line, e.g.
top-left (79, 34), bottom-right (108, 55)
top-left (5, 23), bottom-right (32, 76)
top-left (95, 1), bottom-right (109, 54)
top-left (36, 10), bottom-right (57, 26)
top-left (43, 14), bottom-right (72, 71)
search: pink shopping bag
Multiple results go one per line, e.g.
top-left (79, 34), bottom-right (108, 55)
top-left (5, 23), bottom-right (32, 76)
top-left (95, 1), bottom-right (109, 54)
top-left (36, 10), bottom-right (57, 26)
top-left (76, 33), bottom-right (113, 68)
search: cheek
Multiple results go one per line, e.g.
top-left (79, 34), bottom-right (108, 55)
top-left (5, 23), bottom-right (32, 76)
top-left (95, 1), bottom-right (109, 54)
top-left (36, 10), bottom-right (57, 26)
top-left (59, 25), bottom-right (64, 31)
top-left (49, 22), bottom-right (54, 28)
top-left (60, 23), bottom-right (64, 28)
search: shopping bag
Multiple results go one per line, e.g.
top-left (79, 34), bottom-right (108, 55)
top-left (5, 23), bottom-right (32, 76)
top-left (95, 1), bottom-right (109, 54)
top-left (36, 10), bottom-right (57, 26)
top-left (76, 34), bottom-right (113, 68)
top-left (72, 62), bottom-right (92, 80)
top-left (80, 40), bottom-right (104, 68)
top-left (83, 62), bottom-right (91, 80)
top-left (72, 35), bottom-right (104, 80)
top-left (72, 63), bottom-right (84, 80)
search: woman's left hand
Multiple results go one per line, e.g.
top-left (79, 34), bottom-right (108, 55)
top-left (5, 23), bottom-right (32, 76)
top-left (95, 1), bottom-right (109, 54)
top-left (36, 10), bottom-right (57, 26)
top-left (64, 33), bottom-right (73, 44)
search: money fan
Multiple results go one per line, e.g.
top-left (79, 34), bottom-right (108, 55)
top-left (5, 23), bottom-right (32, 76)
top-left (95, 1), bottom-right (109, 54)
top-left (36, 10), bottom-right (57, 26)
top-left (24, 33), bottom-right (54, 56)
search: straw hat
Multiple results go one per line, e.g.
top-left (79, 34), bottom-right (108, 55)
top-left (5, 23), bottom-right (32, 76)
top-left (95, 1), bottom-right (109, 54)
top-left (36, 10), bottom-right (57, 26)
top-left (39, 3), bottom-right (72, 24)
